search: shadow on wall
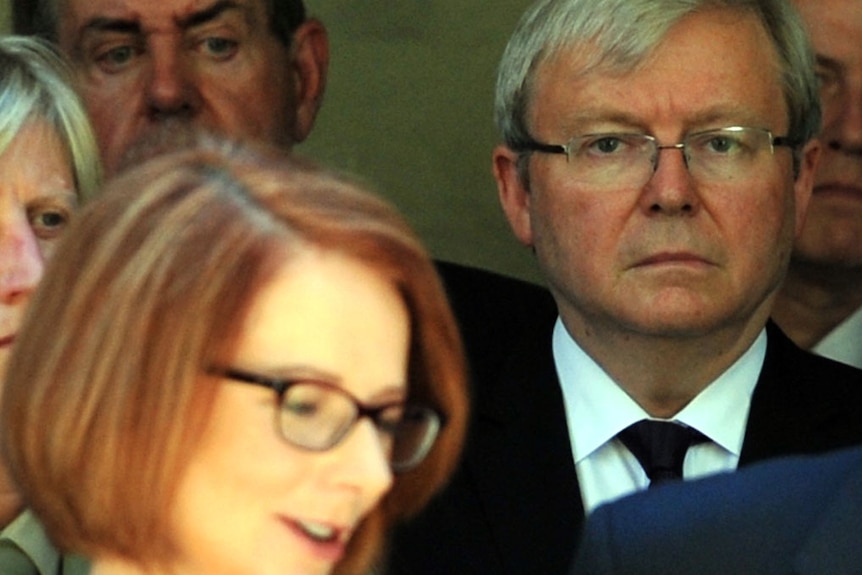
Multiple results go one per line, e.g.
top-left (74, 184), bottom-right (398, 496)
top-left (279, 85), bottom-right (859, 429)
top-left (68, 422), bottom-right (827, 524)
top-left (301, 0), bottom-right (543, 283)
top-left (0, 1), bottom-right (9, 33)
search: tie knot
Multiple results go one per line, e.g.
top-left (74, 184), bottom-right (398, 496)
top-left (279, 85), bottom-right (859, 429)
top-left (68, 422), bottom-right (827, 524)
top-left (617, 420), bottom-right (708, 487)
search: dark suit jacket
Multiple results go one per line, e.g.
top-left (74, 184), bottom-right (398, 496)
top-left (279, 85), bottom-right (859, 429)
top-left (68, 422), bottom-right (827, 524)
top-left (390, 262), bottom-right (862, 575)
top-left (571, 445), bottom-right (862, 575)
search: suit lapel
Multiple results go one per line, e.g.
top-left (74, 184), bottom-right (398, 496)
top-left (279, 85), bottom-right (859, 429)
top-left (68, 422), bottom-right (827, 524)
top-left (740, 323), bottom-right (811, 465)
top-left (741, 322), bottom-right (862, 466)
top-left (466, 318), bottom-right (584, 575)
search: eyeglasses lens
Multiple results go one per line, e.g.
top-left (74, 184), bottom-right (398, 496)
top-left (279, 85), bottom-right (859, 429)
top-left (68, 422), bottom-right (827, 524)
top-left (279, 383), bottom-right (440, 472)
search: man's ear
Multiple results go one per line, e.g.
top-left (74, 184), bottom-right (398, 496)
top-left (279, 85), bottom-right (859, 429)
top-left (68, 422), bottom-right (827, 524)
top-left (289, 18), bottom-right (329, 143)
top-left (792, 137), bottom-right (821, 237)
top-left (492, 144), bottom-right (534, 247)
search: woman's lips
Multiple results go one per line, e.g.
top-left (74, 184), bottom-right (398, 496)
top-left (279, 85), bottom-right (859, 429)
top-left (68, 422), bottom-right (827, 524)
top-left (280, 515), bottom-right (349, 564)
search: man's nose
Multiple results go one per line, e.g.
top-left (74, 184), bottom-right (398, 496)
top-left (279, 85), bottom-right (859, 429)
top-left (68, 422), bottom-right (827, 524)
top-left (640, 146), bottom-right (700, 216)
top-left (825, 79), bottom-right (862, 155)
top-left (145, 43), bottom-right (201, 118)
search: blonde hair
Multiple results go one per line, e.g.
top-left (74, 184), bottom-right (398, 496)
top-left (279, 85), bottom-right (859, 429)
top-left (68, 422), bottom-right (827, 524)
top-left (0, 141), bottom-right (467, 575)
top-left (0, 35), bottom-right (101, 201)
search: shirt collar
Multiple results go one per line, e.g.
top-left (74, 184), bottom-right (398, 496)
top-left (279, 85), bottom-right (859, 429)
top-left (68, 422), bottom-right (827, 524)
top-left (812, 304), bottom-right (862, 369)
top-left (0, 510), bottom-right (60, 575)
top-left (554, 318), bottom-right (765, 464)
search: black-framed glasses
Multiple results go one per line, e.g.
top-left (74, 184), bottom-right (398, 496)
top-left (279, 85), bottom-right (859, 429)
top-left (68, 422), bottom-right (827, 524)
top-left (513, 126), bottom-right (799, 190)
top-left (209, 366), bottom-right (443, 473)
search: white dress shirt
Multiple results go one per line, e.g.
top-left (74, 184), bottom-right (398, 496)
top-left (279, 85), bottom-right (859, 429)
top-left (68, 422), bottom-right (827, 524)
top-left (812, 304), bottom-right (862, 369)
top-left (553, 318), bottom-right (766, 514)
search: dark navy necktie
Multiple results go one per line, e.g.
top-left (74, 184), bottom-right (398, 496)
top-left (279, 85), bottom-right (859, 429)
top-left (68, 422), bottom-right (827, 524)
top-left (617, 420), bottom-right (708, 487)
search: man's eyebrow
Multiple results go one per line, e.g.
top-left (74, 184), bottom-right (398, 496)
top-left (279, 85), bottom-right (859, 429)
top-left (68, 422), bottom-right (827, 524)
top-left (178, 0), bottom-right (249, 30)
top-left (78, 0), bottom-right (248, 38)
top-left (80, 17), bottom-right (141, 37)
top-left (815, 54), bottom-right (844, 73)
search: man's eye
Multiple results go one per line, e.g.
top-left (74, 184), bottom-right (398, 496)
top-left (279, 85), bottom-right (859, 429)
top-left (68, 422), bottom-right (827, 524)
top-left (590, 137), bottom-right (624, 154)
top-left (707, 137), bottom-right (732, 153)
top-left (200, 37), bottom-right (239, 60)
top-left (593, 138), bottom-right (623, 154)
top-left (703, 136), bottom-right (744, 155)
top-left (95, 45), bottom-right (137, 72)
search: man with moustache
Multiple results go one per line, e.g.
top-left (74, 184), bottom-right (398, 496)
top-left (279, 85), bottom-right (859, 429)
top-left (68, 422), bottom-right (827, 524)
top-left (772, 0), bottom-right (862, 368)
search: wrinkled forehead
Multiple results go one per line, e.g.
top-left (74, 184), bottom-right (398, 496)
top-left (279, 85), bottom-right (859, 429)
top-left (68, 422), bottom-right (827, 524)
top-left (58, 0), bottom-right (269, 34)
top-left (538, 6), bottom-right (776, 85)
top-left (791, 0), bottom-right (862, 57)
top-left (530, 7), bottom-right (782, 101)
top-left (525, 8), bottom-right (788, 133)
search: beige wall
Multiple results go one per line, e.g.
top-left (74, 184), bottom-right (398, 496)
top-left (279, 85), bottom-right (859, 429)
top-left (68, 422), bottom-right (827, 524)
top-left (0, 0), bottom-right (544, 283)
top-left (299, 1), bottom-right (542, 283)
top-left (0, 0), bottom-right (9, 33)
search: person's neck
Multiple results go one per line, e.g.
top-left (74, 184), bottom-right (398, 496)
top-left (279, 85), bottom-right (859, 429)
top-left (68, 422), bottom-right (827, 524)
top-left (91, 558), bottom-right (163, 575)
top-left (0, 465), bottom-right (23, 529)
top-left (772, 263), bottom-right (862, 349)
top-left (563, 311), bottom-right (768, 419)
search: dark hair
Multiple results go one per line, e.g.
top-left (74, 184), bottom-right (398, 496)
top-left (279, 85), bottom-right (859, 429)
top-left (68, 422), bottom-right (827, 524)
top-left (17, 0), bottom-right (308, 46)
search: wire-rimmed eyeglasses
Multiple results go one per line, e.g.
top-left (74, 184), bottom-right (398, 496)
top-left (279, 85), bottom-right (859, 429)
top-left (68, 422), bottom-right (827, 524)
top-left (513, 126), bottom-right (799, 189)
top-left (209, 366), bottom-right (443, 473)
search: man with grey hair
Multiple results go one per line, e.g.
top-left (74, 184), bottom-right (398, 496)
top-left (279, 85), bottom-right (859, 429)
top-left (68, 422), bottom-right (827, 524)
top-left (388, 1), bottom-right (862, 574)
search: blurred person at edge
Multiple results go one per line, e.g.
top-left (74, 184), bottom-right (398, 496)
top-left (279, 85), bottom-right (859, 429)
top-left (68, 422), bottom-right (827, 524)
top-left (0, 34), bottom-right (101, 534)
top-left (0, 143), bottom-right (468, 575)
top-left (772, 0), bottom-right (862, 368)
top-left (570, 444), bottom-right (862, 575)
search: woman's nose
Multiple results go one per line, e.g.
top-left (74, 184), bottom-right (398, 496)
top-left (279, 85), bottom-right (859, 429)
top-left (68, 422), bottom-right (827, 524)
top-left (0, 214), bottom-right (44, 305)
top-left (331, 419), bottom-right (395, 509)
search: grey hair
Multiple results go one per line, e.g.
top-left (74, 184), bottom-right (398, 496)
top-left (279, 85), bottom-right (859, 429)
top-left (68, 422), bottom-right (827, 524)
top-left (495, 0), bottom-right (821, 155)
top-left (0, 36), bottom-right (101, 201)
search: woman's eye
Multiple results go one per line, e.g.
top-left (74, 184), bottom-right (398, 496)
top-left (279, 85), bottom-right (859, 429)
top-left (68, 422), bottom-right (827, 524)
top-left (375, 405), bottom-right (406, 436)
top-left (284, 398), bottom-right (320, 417)
top-left (95, 45), bottom-right (138, 72)
top-left (376, 417), bottom-right (401, 436)
top-left (30, 209), bottom-right (70, 239)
